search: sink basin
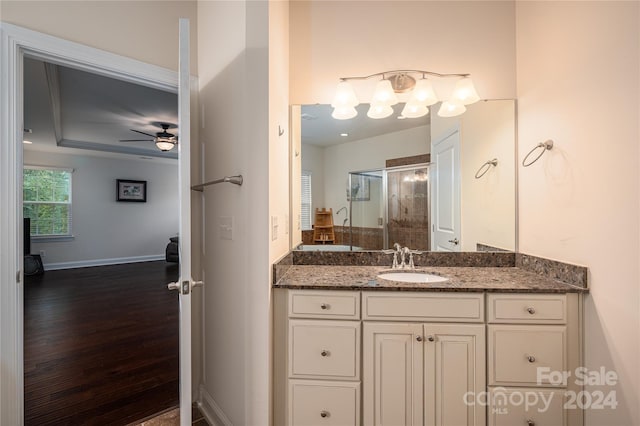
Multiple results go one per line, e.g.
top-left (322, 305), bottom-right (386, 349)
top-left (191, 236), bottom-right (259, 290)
top-left (377, 272), bottom-right (449, 283)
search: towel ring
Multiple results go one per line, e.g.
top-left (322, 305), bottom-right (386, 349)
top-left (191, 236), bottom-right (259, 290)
top-left (474, 158), bottom-right (498, 179)
top-left (522, 140), bottom-right (554, 167)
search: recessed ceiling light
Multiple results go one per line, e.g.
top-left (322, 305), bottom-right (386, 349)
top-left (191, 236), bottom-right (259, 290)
top-left (23, 140), bottom-right (33, 144)
top-left (340, 133), bottom-right (348, 137)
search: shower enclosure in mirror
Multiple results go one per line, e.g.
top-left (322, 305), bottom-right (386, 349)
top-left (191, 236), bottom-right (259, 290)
top-left (290, 100), bottom-right (516, 252)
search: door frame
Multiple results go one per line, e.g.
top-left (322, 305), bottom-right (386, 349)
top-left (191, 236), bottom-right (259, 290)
top-left (0, 22), bottom-right (180, 424)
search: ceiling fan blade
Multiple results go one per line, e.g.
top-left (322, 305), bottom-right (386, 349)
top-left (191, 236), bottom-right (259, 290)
top-left (130, 129), bottom-right (156, 138)
top-left (119, 139), bottom-right (154, 142)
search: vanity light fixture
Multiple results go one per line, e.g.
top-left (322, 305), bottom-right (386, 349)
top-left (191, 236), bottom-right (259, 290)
top-left (331, 70), bottom-right (480, 120)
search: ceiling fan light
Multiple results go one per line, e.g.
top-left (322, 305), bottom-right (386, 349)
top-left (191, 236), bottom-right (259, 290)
top-left (331, 81), bottom-right (359, 108)
top-left (411, 78), bottom-right (439, 106)
top-left (332, 105), bottom-right (358, 120)
top-left (370, 79), bottom-right (399, 106)
top-left (451, 77), bottom-right (480, 105)
top-left (401, 101), bottom-right (429, 118)
top-left (155, 137), bottom-right (176, 151)
top-left (367, 103), bottom-right (394, 119)
top-left (438, 100), bottom-right (467, 118)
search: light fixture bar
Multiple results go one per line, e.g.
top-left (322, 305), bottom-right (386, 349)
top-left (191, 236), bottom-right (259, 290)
top-left (339, 69), bottom-right (470, 82)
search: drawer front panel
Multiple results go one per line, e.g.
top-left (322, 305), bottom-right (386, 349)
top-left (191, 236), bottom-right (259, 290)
top-left (289, 291), bottom-right (360, 319)
top-left (289, 380), bottom-right (360, 426)
top-left (489, 325), bottom-right (566, 387)
top-left (363, 292), bottom-right (484, 322)
top-left (488, 294), bottom-right (567, 324)
top-left (488, 387), bottom-right (566, 426)
top-left (289, 320), bottom-right (360, 380)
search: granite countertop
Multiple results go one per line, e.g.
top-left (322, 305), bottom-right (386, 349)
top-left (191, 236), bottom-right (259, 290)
top-left (273, 265), bottom-right (588, 293)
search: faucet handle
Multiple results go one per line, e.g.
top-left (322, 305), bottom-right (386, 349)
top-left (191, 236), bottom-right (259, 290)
top-left (394, 243), bottom-right (401, 251)
top-left (382, 249), bottom-right (395, 254)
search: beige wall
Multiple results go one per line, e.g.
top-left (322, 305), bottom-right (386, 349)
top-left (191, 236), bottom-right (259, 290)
top-left (197, 0), bottom-right (273, 424)
top-left (290, 0), bottom-right (516, 104)
top-left (0, 0), bottom-right (198, 72)
top-left (516, 2), bottom-right (639, 424)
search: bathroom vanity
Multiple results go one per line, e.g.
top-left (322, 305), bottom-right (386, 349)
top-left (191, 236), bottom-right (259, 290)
top-left (273, 264), bottom-right (586, 426)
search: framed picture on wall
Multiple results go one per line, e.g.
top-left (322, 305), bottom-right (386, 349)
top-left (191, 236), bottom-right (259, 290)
top-left (117, 179), bottom-right (147, 202)
top-left (347, 174), bottom-right (370, 201)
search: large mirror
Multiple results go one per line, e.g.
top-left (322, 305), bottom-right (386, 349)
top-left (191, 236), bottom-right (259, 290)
top-left (290, 100), bottom-right (516, 252)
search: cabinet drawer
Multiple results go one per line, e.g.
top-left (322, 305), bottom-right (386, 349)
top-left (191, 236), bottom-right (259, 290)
top-left (488, 294), bottom-right (567, 324)
top-left (363, 292), bottom-right (484, 322)
top-left (289, 380), bottom-right (360, 426)
top-left (489, 325), bottom-right (566, 387)
top-left (488, 387), bottom-right (566, 426)
top-left (289, 320), bottom-right (360, 380)
top-left (289, 291), bottom-right (360, 319)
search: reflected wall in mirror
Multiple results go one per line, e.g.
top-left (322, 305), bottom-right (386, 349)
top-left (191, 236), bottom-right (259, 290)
top-left (290, 100), bottom-right (516, 252)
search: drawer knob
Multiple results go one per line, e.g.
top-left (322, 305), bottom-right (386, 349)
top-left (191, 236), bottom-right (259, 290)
top-left (427, 335), bottom-right (435, 342)
top-left (320, 411), bottom-right (330, 418)
top-left (320, 303), bottom-right (330, 310)
top-left (416, 336), bottom-right (423, 342)
top-left (321, 350), bottom-right (330, 357)
top-left (527, 355), bottom-right (536, 363)
top-left (526, 307), bottom-right (536, 315)
top-left (526, 420), bottom-right (535, 426)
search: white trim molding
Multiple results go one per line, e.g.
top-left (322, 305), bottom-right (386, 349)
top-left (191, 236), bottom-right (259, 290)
top-left (198, 385), bottom-right (233, 426)
top-left (43, 254), bottom-right (165, 271)
top-left (0, 21), bottom-right (179, 425)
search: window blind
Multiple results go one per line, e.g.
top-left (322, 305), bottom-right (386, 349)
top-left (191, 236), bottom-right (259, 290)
top-left (301, 171), bottom-right (312, 231)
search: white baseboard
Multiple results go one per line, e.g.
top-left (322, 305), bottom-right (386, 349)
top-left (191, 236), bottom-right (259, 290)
top-left (198, 384), bottom-right (233, 426)
top-left (43, 254), bottom-right (165, 270)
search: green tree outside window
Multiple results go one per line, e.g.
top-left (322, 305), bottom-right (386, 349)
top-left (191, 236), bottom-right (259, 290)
top-left (23, 168), bottom-right (72, 236)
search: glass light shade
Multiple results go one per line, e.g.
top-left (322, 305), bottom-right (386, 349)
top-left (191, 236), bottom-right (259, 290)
top-left (370, 79), bottom-right (399, 106)
top-left (451, 77), bottom-right (480, 105)
top-left (332, 105), bottom-right (358, 120)
top-left (367, 103), bottom-right (394, 119)
top-left (155, 138), bottom-right (176, 151)
top-left (438, 100), bottom-right (467, 118)
top-left (331, 81), bottom-right (359, 108)
top-left (401, 101), bottom-right (429, 118)
top-left (411, 78), bottom-right (439, 106)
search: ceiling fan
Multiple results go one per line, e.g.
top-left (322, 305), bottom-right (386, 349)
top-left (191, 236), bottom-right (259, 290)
top-left (119, 123), bottom-right (178, 151)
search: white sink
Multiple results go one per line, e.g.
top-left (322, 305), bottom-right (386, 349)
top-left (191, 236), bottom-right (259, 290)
top-left (377, 272), bottom-right (449, 283)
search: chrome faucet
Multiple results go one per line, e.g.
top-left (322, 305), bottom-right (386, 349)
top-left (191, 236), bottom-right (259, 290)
top-left (383, 244), bottom-right (422, 269)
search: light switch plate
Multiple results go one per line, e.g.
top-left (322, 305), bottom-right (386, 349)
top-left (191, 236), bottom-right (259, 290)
top-left (219, 216), bottom-right (233, 240)
top-left (271, 215), bottom-right (278, 241)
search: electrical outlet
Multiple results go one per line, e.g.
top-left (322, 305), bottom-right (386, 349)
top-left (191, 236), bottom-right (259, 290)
top-left (271, 216), bottom-right (279, 241)
top-left (39, 250), bottom-right (45, 258)
top-left (285, 215), bottom-right (289, 235)
top-left (219, 216), bottom-right (233, 240)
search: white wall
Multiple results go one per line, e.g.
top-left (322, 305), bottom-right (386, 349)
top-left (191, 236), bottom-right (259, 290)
top-left (0, 0), bottom-right (198, 72)
top-left (516, 2), bottom-right (640, 425)
top-left (431, 100), bottom-right (516, 251)
top-left (290, 1), bottom-right (516, 104)
top-left (23, 151), bottom-right (178, 267)
top-left (196, 1), bottom-right (272, 424)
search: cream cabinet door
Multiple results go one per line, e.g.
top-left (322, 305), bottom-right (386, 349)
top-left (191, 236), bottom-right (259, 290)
top-left (424, 324), bottom-right (486, 426)
top-left (363, 322), bottom-right (424, 426)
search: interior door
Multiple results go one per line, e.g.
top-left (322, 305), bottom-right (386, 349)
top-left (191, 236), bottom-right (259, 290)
top-left (431, 128), bottom-right (461, 251)
top-left (169, 18), bottom-right (194, 426)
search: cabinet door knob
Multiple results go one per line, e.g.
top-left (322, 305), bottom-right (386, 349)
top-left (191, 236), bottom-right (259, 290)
top-left (526, 420), bottom-right (535, 426)
top-left (321, 350), bottom-right (330, 357)
top-left (320, 303), bottom-right (330, 310)
top-left (416, 336), bottom-right (423, 342)
top-left (320, 411), bottom-right (330, 418)
top-left (527, 355), bottom-right (536, 363)
top-left (427, 335), bottom-right (435, 342)
top-left (526, 307), bottom-right (536, 314)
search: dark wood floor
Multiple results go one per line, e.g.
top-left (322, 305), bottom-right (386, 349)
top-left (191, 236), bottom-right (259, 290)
top-left (24, 261), bottom-right (180, 425)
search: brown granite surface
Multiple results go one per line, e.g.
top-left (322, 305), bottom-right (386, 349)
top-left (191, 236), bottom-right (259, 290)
top-left (273, 265), bottom-right (588, 293)
top-left (516, 253), bottom-right (588, 288)
top-left (291, 250), bottom-right (516, 268)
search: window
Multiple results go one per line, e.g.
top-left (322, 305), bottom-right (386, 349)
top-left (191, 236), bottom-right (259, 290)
top-left (301, 171), bottom-right (312, 231)
top-left (23, 166), bottom-right (73, 237)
